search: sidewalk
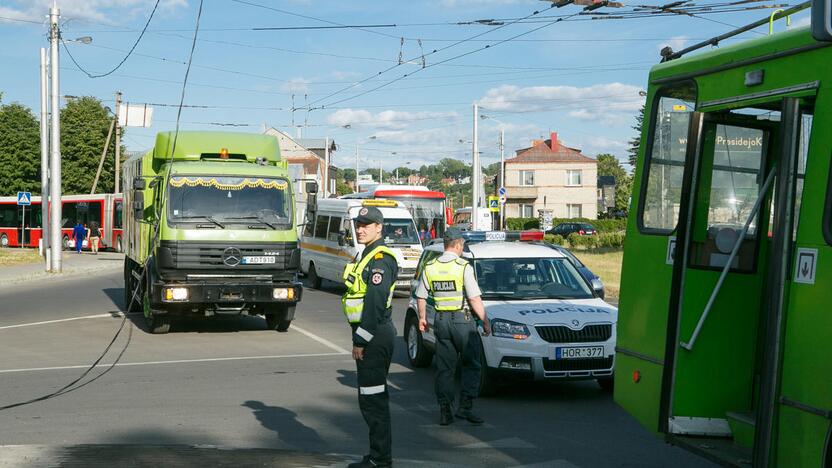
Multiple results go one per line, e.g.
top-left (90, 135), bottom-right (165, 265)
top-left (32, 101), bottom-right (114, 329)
top-left (0, 251), bottom-right (123, 288)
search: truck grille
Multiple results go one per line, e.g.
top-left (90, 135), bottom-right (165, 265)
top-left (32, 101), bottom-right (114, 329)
top-left (536, 324), bottom-right (612, 343)
top-left (542, 356), bottom-right (613, 372)
top-left (159, 241), bottom-right (298, 271)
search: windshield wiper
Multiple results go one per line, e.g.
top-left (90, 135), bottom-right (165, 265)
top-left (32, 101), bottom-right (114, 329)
top-left (176, 215), bottom-right (225, 229)
top-left (223, 215), bottom-right (277, 230)
top-left (482, 293), bottom-right (516, 300)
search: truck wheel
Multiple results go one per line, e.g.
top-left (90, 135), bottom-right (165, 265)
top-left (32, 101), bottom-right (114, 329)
top-left (405, 314), bottom-right (433, 367)
top-left (307, 262), bottom-right (322, 289)
top-left (123, 258), bottom-right (141, 312)
top-left (265, 305), bottom-right (292, 332)
top-left (597, 376), bottom-right (614, 392)
top-left (143, 289), bottom-right (170, 334)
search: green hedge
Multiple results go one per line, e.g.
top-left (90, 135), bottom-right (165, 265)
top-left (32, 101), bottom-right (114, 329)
top-left (506, 217), bottom-right (626, 233)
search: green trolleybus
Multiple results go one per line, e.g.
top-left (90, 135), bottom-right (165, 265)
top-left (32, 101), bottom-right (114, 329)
top-left (615, 5), bottom-right (832, 467)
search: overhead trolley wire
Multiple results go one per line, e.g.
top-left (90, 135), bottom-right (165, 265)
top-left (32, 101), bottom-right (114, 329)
top-left (60, 0), bottom-right (161, 78)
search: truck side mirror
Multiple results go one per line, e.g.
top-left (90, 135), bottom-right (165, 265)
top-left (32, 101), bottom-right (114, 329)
top-left (306, 181), bottom-right (318, 194)
top-left (133, 179), bottom-right (146, 190)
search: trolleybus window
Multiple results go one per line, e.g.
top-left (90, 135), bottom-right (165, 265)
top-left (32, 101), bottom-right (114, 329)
top-left (640, 82), bottom-right (696, 233)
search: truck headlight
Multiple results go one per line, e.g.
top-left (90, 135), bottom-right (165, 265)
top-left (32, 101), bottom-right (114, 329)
top-left (164, 287), bottom-right (188, 301)
top-left (491, 319), bottom-right (530, 340)
top-left (273, 288), bottom-right (294, 300)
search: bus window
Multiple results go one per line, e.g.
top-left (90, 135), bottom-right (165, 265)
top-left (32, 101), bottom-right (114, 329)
top-left (639, 82), bottom-right (696, 233)
top-left (62, 202), bottom-right (76, 228)
top-left (0, 205), bottom-right (18, 227)
top-left (115, 201), bottom-right (123, 229)
top-left (314, 215), bottom-right (329, 240)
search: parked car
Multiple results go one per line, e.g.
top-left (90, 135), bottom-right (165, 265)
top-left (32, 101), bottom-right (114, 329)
top-left (548, 222), bottom-right (597, 236)
top-left (546, 244), bottom-right (605, 300)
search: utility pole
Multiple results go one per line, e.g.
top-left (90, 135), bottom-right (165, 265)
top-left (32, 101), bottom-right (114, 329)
top-left (471, 103), bottom-right (481, 230)
top-left (500, 128), bottom-right (505, 230)
top-left (323, 137), bottom-right (331, 197)
top-left (49, 3), bottom-right (62, 273)
top-left (354, 143), bottom-right (359, 193)
top-left (378, 161), bottom-right (382, 184)
top-left (39, 48), bottom-right (50, 265)
top-left (114, 91), bottom-right (122, 194)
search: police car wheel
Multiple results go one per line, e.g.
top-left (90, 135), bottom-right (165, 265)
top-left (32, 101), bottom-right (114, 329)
top-left (405, 315), bottom-right (432, 367)
top-left (307, 262), bottom-right (322, 289)
top-left (597, 376), bottom-right (614, 392)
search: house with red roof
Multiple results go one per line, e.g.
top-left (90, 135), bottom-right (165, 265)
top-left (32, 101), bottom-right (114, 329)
top-left (504, 132), bottom-right (598, 220)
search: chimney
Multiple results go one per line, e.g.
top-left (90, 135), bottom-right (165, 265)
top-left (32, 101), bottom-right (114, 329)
top-left (549, 132), bottom-right (558, 151)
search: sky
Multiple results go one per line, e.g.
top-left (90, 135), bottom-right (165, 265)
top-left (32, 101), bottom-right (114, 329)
top-left (0, 0), bottom-right (813, 174)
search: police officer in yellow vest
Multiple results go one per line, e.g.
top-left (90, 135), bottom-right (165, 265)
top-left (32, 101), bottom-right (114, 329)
top-left (342, 206), bottom-right (398, 468)
top-left (415, 227), bottom-right (490, 426)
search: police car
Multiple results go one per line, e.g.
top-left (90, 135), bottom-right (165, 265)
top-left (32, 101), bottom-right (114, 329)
top-left (404, 231), bottom-right (617, 393)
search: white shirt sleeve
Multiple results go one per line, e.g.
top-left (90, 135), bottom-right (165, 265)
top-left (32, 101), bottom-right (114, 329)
top-left (463, 263), bottom-right (482, 298)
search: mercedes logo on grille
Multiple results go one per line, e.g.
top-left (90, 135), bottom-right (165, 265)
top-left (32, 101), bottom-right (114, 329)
top-left (222, 247), bottom-right (242, 267)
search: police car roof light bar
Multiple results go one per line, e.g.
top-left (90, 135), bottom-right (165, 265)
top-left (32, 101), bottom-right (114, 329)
top-left (460, 230), bottom-right (544, 244)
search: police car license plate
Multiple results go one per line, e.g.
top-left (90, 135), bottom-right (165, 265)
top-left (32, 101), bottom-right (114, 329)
top-left (242, 256), bottom-right (276, 265)
top-left (555, 346), bottom-right (604, 359)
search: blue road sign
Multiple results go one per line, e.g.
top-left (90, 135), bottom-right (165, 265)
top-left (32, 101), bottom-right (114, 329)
top-left (17, 191), bottom-right (31, 206)
top-left (498, 186), bottom-right (506, 196)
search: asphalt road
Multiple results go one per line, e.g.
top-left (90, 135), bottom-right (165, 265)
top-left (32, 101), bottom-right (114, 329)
top-left (0, 269), bottom-right (714, 467)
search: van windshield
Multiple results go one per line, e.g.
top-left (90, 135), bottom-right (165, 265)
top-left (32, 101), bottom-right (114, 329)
top-left (382, 218), bottom-right (420, 245)
top-left (167, 176), bottom-right (293, 228)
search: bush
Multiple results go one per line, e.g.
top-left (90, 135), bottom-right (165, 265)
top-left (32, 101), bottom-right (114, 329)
top-left (506, 217), bottom-right (540, 230)
top-left (543, 234), bottom-right (565, 245)
top-left (560, 231), bottom-right (624, 249)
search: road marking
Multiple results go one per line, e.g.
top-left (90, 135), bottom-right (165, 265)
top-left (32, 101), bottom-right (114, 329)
top-left (0, 312), bottom-right (131, 330)
top-left (510, 461), bottom-right (581, 468)
top-left (291, 324), bottom-right (350, 355)
top-left (461, 437), bottom-right (536, 449)
top-left (0, 352), bottom-right (345, 374)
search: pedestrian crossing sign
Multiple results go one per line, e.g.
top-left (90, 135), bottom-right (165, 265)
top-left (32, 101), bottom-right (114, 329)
top-left (487, 196), bottom-right (499, 213)
top-left (17, 191), bottom-right (31, 206)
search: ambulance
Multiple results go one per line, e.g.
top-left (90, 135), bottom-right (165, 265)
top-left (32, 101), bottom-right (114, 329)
top-left (300, 199), bottom-right (423, 289)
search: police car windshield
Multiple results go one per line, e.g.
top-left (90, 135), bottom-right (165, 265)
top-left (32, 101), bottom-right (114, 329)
top-left (382, 218), bottom-right (419, 245)
top-left (473, 257), bottom-right (593, 300)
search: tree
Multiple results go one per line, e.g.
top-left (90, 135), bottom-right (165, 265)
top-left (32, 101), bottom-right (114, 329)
top-left (0, 102), bottom-right (41, 194)
top-left (628, 103), bottom-right (645, 168)
top-left (60, 96), bottom-right (122, 194)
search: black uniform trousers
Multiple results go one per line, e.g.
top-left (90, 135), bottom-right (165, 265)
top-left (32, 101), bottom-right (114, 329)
top-left (433, 311), bottom-right (482, 406)
top-left (355, 319), bottom-right (395, 464)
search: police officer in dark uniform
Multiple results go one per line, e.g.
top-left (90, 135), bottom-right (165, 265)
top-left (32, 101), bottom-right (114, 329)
top-left (342, 206), bottom-right (399, 468)
top-left (415, 227), bottom-right (490, 426)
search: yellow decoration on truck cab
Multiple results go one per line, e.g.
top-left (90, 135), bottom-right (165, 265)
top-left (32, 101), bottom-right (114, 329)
top-left (169, 176), bottom-right (288, 191)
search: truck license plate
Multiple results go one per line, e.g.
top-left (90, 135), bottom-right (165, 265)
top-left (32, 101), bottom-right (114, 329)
top-left (242, 256), bottom-right (276, 265)
top-left (555, 346), bottom-right (604, 359)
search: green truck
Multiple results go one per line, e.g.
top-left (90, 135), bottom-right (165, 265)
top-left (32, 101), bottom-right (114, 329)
top-left (122, 131), bottom-right (305, 334)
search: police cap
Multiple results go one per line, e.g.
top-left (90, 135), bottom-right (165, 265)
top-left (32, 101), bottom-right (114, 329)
top-left (354, 206), bottom-right (384, 225)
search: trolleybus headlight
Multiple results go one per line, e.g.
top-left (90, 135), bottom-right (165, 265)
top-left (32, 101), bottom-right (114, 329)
top-left (491, 319), bottom-right (530, 340)
top-left (164, 287), bottom-right (188, 301)
top-left (273, 288), bottom-right (294, 300)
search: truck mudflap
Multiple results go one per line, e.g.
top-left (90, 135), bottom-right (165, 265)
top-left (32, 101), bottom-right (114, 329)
top-left (149, 279), bottom-right (303, 310)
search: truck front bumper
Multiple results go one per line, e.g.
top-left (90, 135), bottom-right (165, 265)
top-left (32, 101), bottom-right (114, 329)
top-left (150, 279), bottom-right (303, 311)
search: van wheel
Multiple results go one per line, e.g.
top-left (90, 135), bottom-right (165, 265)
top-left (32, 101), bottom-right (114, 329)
top-left (597, 376), bottom-right (614, 392)
top-left (143, 288), bottom-right (170, 334)
top-left (307, 262), bottom-right (322, 289)
top-left (405, 315), bottom-right (433, 367)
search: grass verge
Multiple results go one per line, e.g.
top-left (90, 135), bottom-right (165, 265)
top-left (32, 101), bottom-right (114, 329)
top-left (0, 248), bottom-right (44, 267)
top-left (572, 247), bottom-right (623, 301)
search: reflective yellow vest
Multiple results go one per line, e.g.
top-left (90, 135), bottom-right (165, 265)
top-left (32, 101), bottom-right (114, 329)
top-left (424, 257), bottom-right (468, 311)
top-left (341, 245), bottom-right (396, 324)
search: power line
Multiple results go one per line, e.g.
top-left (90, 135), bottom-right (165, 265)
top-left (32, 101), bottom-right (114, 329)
top-left (60, 0), bottom-right (161, 78)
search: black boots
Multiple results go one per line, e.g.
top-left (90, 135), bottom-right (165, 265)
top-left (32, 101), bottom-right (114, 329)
top-left (439, 403), bottom-right (454, 425)
top-left (455, 397), bottom-right (484, 425)
top-left (348, 455), bottom-right (392, 468)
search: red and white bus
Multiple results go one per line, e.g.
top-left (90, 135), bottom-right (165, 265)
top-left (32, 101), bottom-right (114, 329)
top-left (0, 193), bottom-right (124, 251)
top-left (341, 184), bottom-right (450, 238)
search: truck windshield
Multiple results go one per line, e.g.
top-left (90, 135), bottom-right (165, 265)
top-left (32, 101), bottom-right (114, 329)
top-left (381, 218), bottom-right (420, 245)
top-left (474, 257), bottom-right (593, 300)
top-left (167, 176), bottom-right (292, 227)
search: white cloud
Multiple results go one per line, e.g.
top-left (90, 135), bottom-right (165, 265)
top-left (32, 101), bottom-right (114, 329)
top-left (438, 0), bottom-right (535, 6)
top-left (0, 0), bottom-right (186, 25)
top-left (477, 83), bottom-right (644, 127)
top-left (326, 109), bottom-right (459, 131)
top-left (788, 16), bottom-right (811, 29)
top-left (280, 77), bottom-right (311, 94)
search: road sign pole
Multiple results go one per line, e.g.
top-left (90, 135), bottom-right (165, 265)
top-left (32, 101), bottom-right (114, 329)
top-left (21, 205), bottom-right (25, 249)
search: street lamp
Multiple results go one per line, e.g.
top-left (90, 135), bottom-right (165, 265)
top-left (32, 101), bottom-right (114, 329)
top-left (481, 113), bottom-right (507, 229)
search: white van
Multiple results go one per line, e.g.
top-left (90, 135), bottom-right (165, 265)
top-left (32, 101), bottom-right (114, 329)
top-left (300, 199), bottom-right (423, 289)
top-left (452, 207), bottom-right (493, 231)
